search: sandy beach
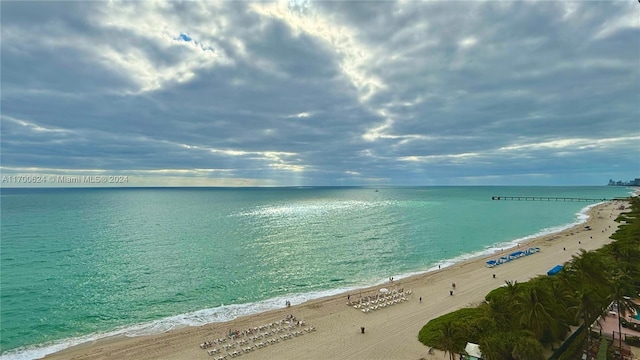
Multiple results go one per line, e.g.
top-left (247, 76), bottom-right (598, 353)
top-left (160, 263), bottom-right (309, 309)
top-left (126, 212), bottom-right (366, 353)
top-left (44, 199), bottom-right (630, 360)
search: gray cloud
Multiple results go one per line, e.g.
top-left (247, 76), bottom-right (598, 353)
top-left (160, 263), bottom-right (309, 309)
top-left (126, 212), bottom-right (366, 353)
top-left (1, 0), bottom-right (638, 186)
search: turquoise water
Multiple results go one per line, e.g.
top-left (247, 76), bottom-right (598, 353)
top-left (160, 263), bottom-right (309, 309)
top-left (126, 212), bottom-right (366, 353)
top-left (0, 186), bottom-right (632, 359)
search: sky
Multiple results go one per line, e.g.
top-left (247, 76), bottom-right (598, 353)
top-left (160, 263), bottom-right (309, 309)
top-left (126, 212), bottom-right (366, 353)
top-left (1, 0), bottom-right (639, 187)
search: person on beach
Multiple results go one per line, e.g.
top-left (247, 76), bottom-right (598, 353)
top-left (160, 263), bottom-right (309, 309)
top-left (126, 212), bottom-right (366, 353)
top-left (450, 290), bottom-right (453, 296)
top-left (419, 297), bottom-right (422, 303)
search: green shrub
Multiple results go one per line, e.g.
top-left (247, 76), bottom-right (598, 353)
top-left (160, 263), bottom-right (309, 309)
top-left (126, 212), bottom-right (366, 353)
top-left (626, 335), bottom-right (640, 347)
top-left (418, 307), bottom-right (489, 346)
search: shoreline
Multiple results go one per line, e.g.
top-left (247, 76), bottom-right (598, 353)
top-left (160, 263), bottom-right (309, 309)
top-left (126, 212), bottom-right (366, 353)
top-left (35, 198), bottom-right (632, 360)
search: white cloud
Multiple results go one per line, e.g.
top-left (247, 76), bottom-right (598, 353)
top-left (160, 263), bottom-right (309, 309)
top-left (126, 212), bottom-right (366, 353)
top-left (250, 1), bottom-right (386, 104)
top-left (2, 115), bottom-right (75, 134)
top-left (498, 136), bottom-right (640, 152)
top-left (593, 5), bottom-right (640, 40)
top-left (458, 36), bottom-right (478, 49)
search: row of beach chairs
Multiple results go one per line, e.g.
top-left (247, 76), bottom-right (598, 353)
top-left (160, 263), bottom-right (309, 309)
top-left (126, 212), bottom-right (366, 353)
top-left (359, 297), bottom-right (407, 313)
top-left (348, 289), bottom-right (412, 313)
top-left (200, 317), bottom-right (315, 358)
top-left (486, 247), bottom-right (540, 268)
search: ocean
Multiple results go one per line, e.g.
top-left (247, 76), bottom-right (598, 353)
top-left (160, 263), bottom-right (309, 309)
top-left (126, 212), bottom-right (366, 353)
top-left (0, 186), bottom-right (633, 359)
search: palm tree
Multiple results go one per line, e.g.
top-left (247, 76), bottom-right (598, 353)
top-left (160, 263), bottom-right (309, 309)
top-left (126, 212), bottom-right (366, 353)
top-left (437, 321), bottom-right (460, 360)
top-left (497, 280), bottom-right (520, 328)
top-left (608, 268), bottom-right (639, 350)
top-left (544, 277), bottom-right (574, 345)
top-left (608, 239), bottom-right (640, 278)
top-left (513, 286), bottom-right (556, 342)
top-left (511, 335), bottom-right (545, 360)
top-left (478, 332), bottom-right (511, 360)
top-left (564, 250), bottom-right (610, 360)
top-left (504, 280), bottom-right (520, 298)
top-left (575, 286), bottom-right (608, 359)
top-left (478, 330), bottom-right (544, 360)
top-left (565, 249), bottom-right (608, 285)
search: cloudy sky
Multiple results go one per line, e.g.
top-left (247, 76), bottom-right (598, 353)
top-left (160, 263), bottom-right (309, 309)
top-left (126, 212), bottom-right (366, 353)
top-left (1, 0), bottom-right (639, 187)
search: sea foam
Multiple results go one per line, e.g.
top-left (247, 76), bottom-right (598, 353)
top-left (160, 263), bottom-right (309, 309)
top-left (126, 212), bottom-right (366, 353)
top-left (0, 286), bottom-right (356, 360)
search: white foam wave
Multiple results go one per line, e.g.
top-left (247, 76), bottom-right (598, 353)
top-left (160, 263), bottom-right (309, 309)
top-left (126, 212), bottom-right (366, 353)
top-left (0, 286), bottom-right (359, 360)
top-left (385, 202), bottom-right (605, 283)
top-left (515, 202), bottom-right (599, 243)
top-left (0, 328), bottom-right (124, 360)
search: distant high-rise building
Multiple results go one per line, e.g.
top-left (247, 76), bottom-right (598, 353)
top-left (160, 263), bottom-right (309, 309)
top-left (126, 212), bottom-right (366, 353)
top-left (607, 178), bottom-right (640, 186)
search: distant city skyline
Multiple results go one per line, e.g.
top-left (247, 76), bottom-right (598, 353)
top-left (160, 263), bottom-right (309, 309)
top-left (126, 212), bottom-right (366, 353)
top-left (608, 178), bottom-right (640, 187)
top-left (1, 1), bottom-right (639, 187)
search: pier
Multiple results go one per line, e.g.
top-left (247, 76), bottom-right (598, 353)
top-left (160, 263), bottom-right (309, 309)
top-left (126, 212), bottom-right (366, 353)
top-left (491, 196), bottom-right (613, 202)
